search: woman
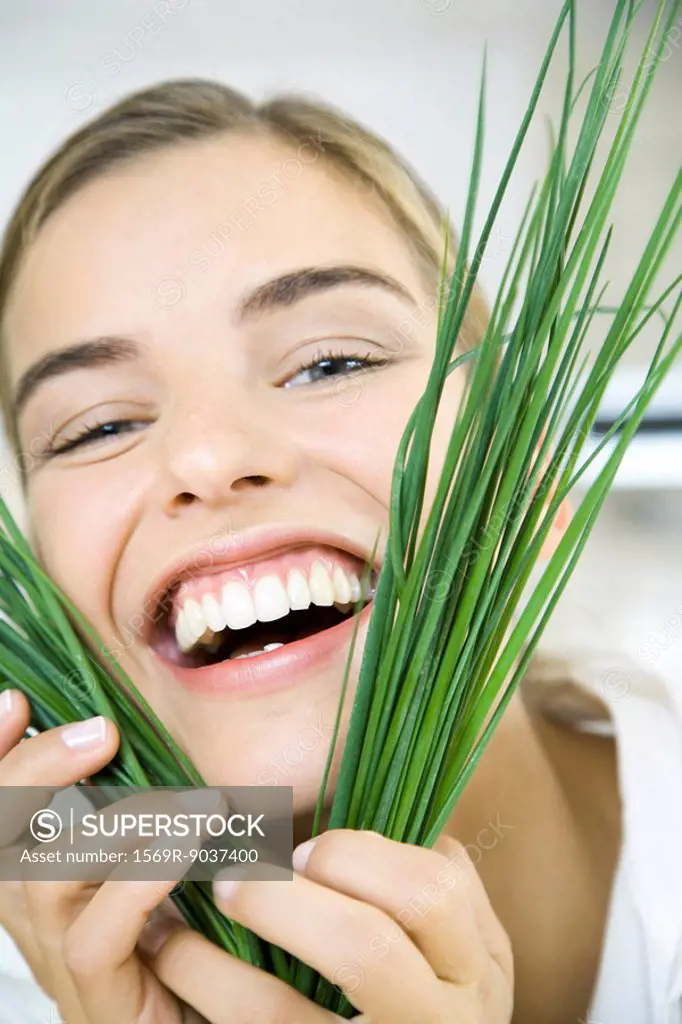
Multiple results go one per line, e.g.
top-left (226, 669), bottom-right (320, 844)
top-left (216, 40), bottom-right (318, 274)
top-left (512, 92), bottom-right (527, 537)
top-left (0, 79), bottom-right (678, 1024)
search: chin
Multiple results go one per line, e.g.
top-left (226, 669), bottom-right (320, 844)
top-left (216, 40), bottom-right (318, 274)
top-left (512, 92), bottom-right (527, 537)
top-left (181, 707), bottom-right (349, 807)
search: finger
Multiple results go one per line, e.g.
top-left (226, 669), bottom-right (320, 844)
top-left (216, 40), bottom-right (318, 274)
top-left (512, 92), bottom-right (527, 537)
top-left (293, 829), bottom-right (490, 986)
top-left (435, 835), bottom-right (513, 982)
top-left (17, 790), bottom-right (187, 950)
top-left (213, 868), bottom-right (435, 1021)
top-left (141, 924), bottom-right (344, 1024)
top-left (0, 878), bottom-right (51, 999)
top-left (22, 880), bottom-right (91, 1024)
top-left (0, 715), bottom-right (118, 787)
top-left (54, 809), bottom-right (226, 1024)
top-left (21, 788), bottom-right (223, 1018)
top-left (36, 875), bottom-right (186, 1024)
top-left (0, 716), bottom-right (119, 850)
top-left (0, 689), bottom-right (31, 757)
top-left (33, 787), bottom-right (211, 888)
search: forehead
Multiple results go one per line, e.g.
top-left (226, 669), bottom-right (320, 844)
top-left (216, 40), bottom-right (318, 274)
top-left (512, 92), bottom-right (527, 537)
top-left (4, 133), bottom-right (426, 383)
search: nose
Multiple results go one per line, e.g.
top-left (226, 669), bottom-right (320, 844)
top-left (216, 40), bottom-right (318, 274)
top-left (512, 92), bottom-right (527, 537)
top-left (155, 390), bottom-right (300, 516)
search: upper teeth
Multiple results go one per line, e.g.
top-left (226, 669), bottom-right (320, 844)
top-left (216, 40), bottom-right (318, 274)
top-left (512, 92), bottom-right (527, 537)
top-left (174, 561), bottom-right (367, 653)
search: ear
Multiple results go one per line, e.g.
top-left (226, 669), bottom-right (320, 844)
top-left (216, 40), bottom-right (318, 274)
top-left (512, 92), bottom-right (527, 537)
top-left (530, 434), bottom-right (573, 561)
top-left (538, 491), bottom-right (572, 559)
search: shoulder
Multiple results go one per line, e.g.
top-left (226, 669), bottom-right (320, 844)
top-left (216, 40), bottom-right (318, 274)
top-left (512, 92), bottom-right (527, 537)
top-left (441, 648), bottom-right (625, 1022)
top-left (521, 648), bottom-right (622, 875)
top-left (519, 642), bottom-right (682, 848)
top-left (520, 644), bottom-right (682, 807)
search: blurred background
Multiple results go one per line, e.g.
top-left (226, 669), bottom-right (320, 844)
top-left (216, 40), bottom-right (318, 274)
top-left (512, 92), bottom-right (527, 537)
top-left (0, 0), bottom-right (680, 686)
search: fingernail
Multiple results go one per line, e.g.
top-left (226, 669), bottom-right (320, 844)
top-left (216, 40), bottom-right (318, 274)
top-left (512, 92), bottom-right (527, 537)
top-left (292, 837), bottom-right (318, 873)
top-left (0, 690), bottom-right (15, 718)
top-left (61, 716), bottom-right (107, 750)
top-left (213, 877), bottom-right (240, 902)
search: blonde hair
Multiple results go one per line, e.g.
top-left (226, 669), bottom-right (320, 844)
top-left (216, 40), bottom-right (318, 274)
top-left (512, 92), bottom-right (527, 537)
top-left (0, 78), bottom-right (488, 459)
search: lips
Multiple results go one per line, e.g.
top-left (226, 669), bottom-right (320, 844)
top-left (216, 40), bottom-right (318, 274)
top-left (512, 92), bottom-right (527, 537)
top-left (138, 526), bottom-right (381, 693)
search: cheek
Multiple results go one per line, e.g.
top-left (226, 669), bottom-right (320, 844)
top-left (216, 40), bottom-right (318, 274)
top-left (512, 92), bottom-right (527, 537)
top-left (25, 469), bottom-right (134, 630)
top-left (297, 366), bottom-right (436, 505)
top-left (325, 364), bottom-right (464, 514)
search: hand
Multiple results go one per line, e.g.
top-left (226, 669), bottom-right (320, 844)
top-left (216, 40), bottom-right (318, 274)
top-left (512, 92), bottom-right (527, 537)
top-left (144, 828), bottom-right (514, 1023)
top-left (0, 688), bottom-right (206, 1023)
top-left (0, 689), bottom-right (513, 1022)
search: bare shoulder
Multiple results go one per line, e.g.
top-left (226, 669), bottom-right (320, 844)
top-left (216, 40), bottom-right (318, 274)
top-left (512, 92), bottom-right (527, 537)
top-left (520, 653), bottom-right (622, 919)
top-left (525, 687), bottom-right (621, 870)
top-left (521, 667), bottom-right (622, 847)
top-left (441, 655), bottom-right (623, 1024)
top-left (517, 665), bottom-right (622, 1022)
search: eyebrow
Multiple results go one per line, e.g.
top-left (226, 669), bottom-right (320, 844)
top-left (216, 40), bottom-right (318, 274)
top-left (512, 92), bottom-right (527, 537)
top-left (235, 264), bottom-right (415, 320)
top-left (12, 263), bottom-right (416, 420)
top-left (12, 337), bottom-right (140, 423)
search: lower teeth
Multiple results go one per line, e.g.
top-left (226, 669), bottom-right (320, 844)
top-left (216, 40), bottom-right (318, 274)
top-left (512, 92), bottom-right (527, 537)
top-left (231, 642), bottom-right (285, 660)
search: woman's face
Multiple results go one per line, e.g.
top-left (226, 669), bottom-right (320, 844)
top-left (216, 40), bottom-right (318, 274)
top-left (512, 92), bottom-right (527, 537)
top-left (5, 132), bottom-right (469, 812)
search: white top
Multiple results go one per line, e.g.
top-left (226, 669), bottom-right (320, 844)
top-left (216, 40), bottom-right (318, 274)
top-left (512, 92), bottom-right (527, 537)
top-left (1, 647), bottom-right (681, 1023)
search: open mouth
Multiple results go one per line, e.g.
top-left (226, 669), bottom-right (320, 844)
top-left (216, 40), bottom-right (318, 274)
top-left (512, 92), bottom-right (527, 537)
top-left (149, 547), bottom-right (378, 671)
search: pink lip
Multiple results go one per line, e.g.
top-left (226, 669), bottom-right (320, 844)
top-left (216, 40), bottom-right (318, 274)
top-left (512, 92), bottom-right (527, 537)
top-left (149, 598), bottom-right (375, 697)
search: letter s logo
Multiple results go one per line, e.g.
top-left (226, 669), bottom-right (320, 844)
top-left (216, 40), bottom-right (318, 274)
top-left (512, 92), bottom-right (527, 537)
top-left (30, 809), bottom-right (63, 843)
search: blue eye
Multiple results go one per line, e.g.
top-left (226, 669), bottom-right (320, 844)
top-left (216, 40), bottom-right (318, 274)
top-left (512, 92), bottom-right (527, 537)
top-left (284, 349), bottom-right (389, 387)
top-left (47, 418), bottom-right (144, 457)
